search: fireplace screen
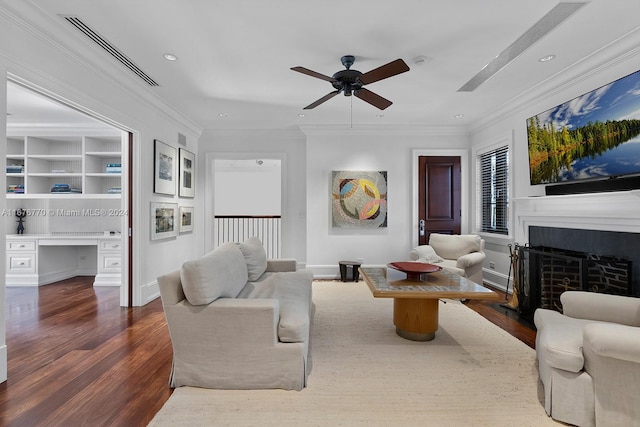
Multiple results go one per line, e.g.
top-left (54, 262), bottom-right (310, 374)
top-left (518, 246), bottom-right (632, 317)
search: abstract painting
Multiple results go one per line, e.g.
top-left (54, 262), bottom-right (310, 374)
top-left (332, 170), bottom-right (387, 228)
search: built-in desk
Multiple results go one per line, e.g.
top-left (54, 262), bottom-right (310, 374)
top-left (6, 233), bottom-right (122, 286)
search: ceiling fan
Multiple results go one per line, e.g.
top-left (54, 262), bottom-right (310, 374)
top-left (291, 55), bottom-right (410, 110)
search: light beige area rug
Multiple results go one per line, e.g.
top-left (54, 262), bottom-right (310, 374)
top-left (149, 281), bottom-right (560, 427)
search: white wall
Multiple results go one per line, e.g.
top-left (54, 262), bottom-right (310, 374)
top-left (214, 160), bottom-right (281, 216)
top-left (469, 29), bottom-right (640, 290)
top-left (0, 61), bottom-right (7, 383)
top-left (303, 127), bottom-right (469, 277)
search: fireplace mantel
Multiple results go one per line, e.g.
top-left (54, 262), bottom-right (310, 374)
top-left (513, 189), bottom-right (640, 243)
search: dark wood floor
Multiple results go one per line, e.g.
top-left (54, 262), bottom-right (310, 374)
top-left (464, 286), bottom-right (537, 349)
top-left (0, 277), bottom-right (535, 426)
top-left (1, 277), bottom-right (173, 427)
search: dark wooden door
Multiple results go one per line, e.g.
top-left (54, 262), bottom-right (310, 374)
top-left (418, 156), bottom-right (461, 245)
top-left (127, 131), bottom-right (133, 307)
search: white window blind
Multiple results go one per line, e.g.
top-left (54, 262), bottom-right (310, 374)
top-left (478, 145), bottom-right (509, 235)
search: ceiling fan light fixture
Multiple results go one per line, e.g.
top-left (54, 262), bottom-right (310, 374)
top-left (163, 53), bottom-right (178, 61)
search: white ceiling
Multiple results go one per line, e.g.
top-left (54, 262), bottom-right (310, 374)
top-left (6, 82), bottom-right (115, 130)
top-left (6, 0), bottom-right (640, 131)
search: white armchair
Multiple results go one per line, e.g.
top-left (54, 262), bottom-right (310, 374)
top-left (409, 233), bottom-right (485, 284)
top-left (534, 291), bottom-right (640, 427)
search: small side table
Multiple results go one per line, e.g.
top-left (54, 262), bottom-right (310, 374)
top-left (339, 260), bottom-right (362, 282)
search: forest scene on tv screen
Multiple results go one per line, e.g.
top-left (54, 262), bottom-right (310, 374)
top-left (527, 69), bottom-right (640, 185)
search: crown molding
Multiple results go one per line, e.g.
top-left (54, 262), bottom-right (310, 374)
top-left (470, 25), bottom-right (640, 134)
top-left (298, 124), bottom-right (467, 137)
top-left (0, 4), bottom-right (202, 137)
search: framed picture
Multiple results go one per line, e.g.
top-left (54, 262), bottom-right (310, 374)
top-left (331, 170), bottom-right (388, 228)
top-left (154, 139), bottom-right (176, 195)
top-left (179, 206), bottom-right (194, 232)
top-left (179, 148), bottom-right (195, 198)
top-left (151, 202), bottom-right (178, 240)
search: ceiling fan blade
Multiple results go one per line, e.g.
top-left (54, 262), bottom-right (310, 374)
top-left (291, 66), bottom-right (337, 82)
top-left (359, 59), bottom-right (410, 85)
top-left (354, 88), bottom-right (393, 110)
top-left (303, 90), bottom-right (341, 109)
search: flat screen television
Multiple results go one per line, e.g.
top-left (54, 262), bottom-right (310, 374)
top-left (526, 69), bottom-right (640, 186)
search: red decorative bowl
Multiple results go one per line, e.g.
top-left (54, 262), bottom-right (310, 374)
top-left (387, 262), bottom-right (442, 281)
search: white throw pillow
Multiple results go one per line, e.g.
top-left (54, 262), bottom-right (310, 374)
top-left (180, 242), bottom-right (248, 305)
top-left (238, 237), bottom-right (268, 281)
top-left (429, 234), bottom-right (481, 260)
top-left (409, 245), bottom-right (444, 263)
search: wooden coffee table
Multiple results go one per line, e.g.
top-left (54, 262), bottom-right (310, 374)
top-left (359, 266), bottom-right (499, 341)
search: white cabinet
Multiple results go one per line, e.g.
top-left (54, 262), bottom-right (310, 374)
top-left (94, 238), bottom-right (122, 286)
top-left (5, 235), bottom-right (122, 287)
top-left (6, 133), bottom-right (123, 198)
top-left (6, 238), bottom-right (38, 285)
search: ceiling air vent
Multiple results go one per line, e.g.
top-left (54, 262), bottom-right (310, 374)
top-left (458, 2), bottom-right (587, 92)
top-left (60, 15), bottom-right (160, 87)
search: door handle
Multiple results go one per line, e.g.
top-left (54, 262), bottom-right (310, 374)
top-left (419, 219), bottom-right (425, 237)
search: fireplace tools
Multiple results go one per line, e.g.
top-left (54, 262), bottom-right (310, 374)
top-left (501, 243), bottom-right (520, 311)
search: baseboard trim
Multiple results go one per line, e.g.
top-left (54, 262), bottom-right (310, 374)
top-left (142, 279), bottom-right (160, 305)
top-left (0, 344), bottom-right (7, 383)
top-left (39, 269), bottom-right (93, 286)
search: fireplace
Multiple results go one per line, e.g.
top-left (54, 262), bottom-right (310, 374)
top-left (512, 190), bottom-right (640, 321)
top-left (518, 242), bottom-right (633, 320)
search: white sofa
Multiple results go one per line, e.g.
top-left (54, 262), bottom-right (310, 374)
top-left (410, 233), bottom-right (486, 284)
top-left (534, 291), bottom-right (640, 427)
top-left (157, 237), bottom-right (314, 391)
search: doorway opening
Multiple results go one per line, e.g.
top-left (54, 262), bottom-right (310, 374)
top-left (212, 157), bottom-right (282, 257)
top-left (5, 79), bottom-right (132, 307)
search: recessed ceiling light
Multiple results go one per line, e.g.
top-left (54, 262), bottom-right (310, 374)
top-left (539, 54), bottom-right (556, 62)
top-left (218, 113), bottom-right (228, 118)
top-left (376, 114), bottom-right (385, 118)
top-left (163, 53), bottom-right (178, 61)
top-left (455, 114), bottom-right (464, 119)
top-left (298, 113), bottom-right (305, 117)
top-left (412, 55), bottom-right (432, 66)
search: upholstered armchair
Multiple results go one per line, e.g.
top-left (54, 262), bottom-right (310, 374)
top-left (534, 291), bottom-right (640, 427)
top-left (409, 233), bottom-right (486, 284)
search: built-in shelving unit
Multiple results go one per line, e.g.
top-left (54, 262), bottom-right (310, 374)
top-left (6, 134), bottom-right (123, 198)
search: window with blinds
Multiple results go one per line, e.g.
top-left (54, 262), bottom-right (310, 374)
top-left (477, 146), bottom-right (509, 235)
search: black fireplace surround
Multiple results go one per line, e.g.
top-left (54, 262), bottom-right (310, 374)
top-left (518, 226), bottom-right (639, 321)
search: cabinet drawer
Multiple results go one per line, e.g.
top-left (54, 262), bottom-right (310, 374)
top-left (100, 240), bottom-right (122, 251)
top-left (7, 254), bottom-right (36, 273)
top-left (7, 240), bottom-right (36, 251)
top-left (99, 254), bottom-right (121, 273)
